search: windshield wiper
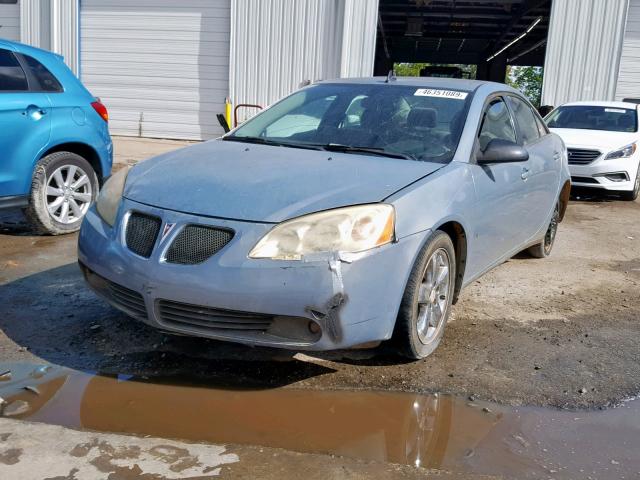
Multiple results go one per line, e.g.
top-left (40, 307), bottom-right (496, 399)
top-left (319, 143), bottom-right (416, 160)
top-left (222, 136), bottom-right (323, 151)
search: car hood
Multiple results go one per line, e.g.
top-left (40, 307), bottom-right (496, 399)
top-left (123, 140), bottom-right (444, 223)
top-left (549, 128), bottom-right (638, 151)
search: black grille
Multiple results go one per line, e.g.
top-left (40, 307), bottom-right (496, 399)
top-left (157, 299), bottom-right (273, 332)
top-left (81, 264), bottom-right (148, 320)
top-left (165, 225), bottom-right (234, 265)
top-left (571, 176), bottom-right (599, 184)
top-left (568, 148), bottom-right (601, 165)
top-left (107, 282), bottom-right (147, 320)
top-left (126, 212), bottom-right (161, 258)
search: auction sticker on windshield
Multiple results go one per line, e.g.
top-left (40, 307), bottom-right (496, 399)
top-left (414, 89), bottom-right (469, 100)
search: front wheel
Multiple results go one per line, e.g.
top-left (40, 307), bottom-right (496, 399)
top-left (24, 152), bottom-right (99, 235)
top-left (621, 168), bottom-right (639, 201)
top-left (393, 231), bottom-right (456, 360)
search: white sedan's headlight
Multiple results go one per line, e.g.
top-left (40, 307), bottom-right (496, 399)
top-left (96, 167), bottom-right (129, 226)
top-left (605, 142), bottom-right (637, 160)
top-left (249, 204), bottom-right (395, 260)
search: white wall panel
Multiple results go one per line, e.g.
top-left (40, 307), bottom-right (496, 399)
top-left (0, 1), bottom-right (20, 41)
top-left (80, 0), bottom-right (230, 140)
top-left (229, 0), bottom-right (378, 123)
top-left (616, 0), bottom-right (640, 100)
top-left (542, 0), bottom-right (629, 106)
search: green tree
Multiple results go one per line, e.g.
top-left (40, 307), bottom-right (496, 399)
top-left (506, 66), bottom-right (543, 107)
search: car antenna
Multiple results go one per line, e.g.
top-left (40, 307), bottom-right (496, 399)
top-left (385, 70), bottom-right (397, 83)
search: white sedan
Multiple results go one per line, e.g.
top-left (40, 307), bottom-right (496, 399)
top-left (546, 101), bottom-right (640, 200)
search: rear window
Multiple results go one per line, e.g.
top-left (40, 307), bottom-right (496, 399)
top-left (0, 49), bottom-right (28, 91)
top-left (546, 105), bottom-right (638, 133)
top-left (23, 54), bottom-right (63, 92)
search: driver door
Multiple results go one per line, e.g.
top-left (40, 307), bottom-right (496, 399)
top-left (466, 96), bottom-right (533, 277)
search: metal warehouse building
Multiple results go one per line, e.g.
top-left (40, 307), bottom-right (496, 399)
top-left (1, 0), bottom-right (639, 140)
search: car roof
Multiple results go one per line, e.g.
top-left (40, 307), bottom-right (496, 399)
top-left (0, 38), bottom-right (63, 60)
top-left (318, 76), bottom-right (517, 94)
top-left (560, 100), bottom-right (640, 110)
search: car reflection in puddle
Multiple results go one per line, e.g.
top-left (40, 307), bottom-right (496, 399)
top-left (0, 362), bottom-right (638, 479)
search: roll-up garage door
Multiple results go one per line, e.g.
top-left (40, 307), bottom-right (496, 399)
top-left (80, 0), bottom-right (230, 140)
top-left (617, 0), bottom-right (640, 100)
top-left (0, 1), bottom-right (20, 42)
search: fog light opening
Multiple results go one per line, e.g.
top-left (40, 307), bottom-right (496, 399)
top-left (603, 173), bottom-right (629, 182)
top-left (308, 321), bottom-right (321, 335)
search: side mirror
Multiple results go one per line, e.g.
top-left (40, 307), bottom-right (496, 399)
top-left (477, 139), bottom-right (529, 164)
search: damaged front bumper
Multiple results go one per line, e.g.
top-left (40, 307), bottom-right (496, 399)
top-left (78, 198), bottom-right (427, 350)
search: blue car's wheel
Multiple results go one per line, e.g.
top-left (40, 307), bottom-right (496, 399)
top-left (24, 152), bottom-right (99, 235)
top-left (393, 231), bottom-right (456, 360)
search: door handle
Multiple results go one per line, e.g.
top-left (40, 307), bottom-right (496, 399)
top-left (521, 167), bottom-right (530, 180)
top-left (22, 105), bottom-right (47, 119)
top-left (553, 151), bottom-right (561, 161)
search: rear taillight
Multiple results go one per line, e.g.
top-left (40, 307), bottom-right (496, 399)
top-left (91, 101), bottom-right (109, 122)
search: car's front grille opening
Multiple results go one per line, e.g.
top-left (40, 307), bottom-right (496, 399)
top-left (571, 176), bottom-right (599, 184)
top-left (567, 148), bottom-right (601, 165)
top-left (126, 212), bottom-right (161, 258)
top-left (80, 263), bottom-right (147, 320)
top-left (107, 282), bottom-right (147, 320)
top-left (165, 225), bottom-right (234, 265)
top-left (157, 299), bottom-right (273, 332)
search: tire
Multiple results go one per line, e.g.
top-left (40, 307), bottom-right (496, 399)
top-left (24, 152), bottom-right (99, 235)
top-left (393, 231), bottom-right (456, 360)
top-left (621, 168), bottom-right (639, 201)
top-left (527, 201), bottom-right (559, 258)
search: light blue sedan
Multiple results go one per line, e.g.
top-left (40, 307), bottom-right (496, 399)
top-left (78, 78), bottom-right (570, 359)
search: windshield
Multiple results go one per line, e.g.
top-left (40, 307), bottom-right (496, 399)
top-left (226, 83), bottom-right (473, 163)
top-left (546, 105), bottom-right (638, 133)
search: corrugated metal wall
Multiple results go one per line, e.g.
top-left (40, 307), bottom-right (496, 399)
top-left (616, 0), bottom-right (640, 100)
top-left (19, 0), bottom-right (78, 74)
top-left (229, 0), bottom-right (378, 121)
top-left (542, 0), bottom-right (629, 107)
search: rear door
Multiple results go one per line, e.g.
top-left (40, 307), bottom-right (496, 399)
top-left (506, 95), bottom-right (559, 239)
top-left (0, 48), bottom-right (52, 197)
top-left (467, 96), bottom-right (532, 277)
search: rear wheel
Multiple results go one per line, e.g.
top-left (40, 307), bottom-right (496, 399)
top-left (393, 231), bottom-right (456, 360)
top-left (621, 169), bottom-right (639, 201)
top-left (528, 201), bottom-right (559, 258)
top-left (24, 152), bottom-right (99, 235)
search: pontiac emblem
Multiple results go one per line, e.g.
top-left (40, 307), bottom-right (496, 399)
top-left (161, 223), bottom-right (176, 242)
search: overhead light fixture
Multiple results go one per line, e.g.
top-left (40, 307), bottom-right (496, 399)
top-left (487, 16), bottom-right (542, 62)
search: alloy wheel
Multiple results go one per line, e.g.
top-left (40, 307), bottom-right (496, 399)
top-left (45, 165), bottom-right (93, 224)
top-left (416, 248), bottom-right (452, 345)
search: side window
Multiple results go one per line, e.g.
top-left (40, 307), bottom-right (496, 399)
top-left (534, 114), bottom-right (548, 137)
top-left (23, 55), bottom-right (63, 92)
top-left (0, 49), bottom-right (28, 92)
top-left (478, 98), bottom-right (517, 151)
top-left (507, 96), bottom-right (541, 145)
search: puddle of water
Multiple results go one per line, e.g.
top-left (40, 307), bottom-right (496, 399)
top-left (0, 363), bottom-right (638, 479)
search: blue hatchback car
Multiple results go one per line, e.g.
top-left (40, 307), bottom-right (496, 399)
top-left (0, 39), bottom-right (112, 234)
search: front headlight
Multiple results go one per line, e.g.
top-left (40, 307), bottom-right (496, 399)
top-left (605, 142), bottom-right (637, 160)
top-left (96, 167), bottom-right (129, 226)
top-left (249, 204), bottom-right (395, 260)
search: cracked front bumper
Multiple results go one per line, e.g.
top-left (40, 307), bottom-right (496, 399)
top-left (77, 198), bottom-right (426, 350)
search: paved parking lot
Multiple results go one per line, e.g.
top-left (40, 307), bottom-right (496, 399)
top-left (0, 140), bottom-right (639, 410)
